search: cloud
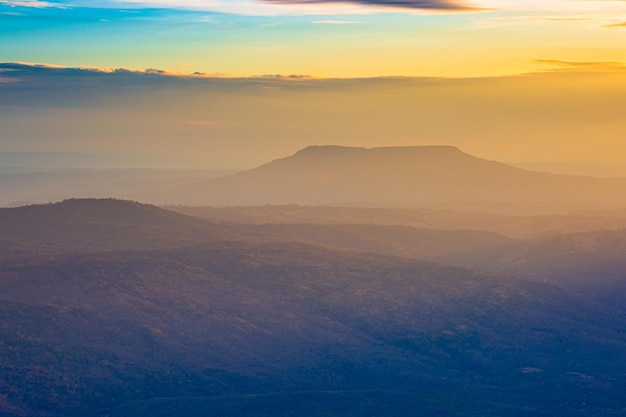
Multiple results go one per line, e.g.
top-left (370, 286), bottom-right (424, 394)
top-left (3, 59), bottom-right (626, 173)
top-left (313, 19), bottom-right (362, 24)
top-left (535, 59), bottom-right (626, 71)
top-left (183, 120), bottom-right (218, 127)
top-left (0, 0), bottom-right (65, 7)
top-left (260, 0), bottom-right (477, 11)
top-left (605, 21), bottom-right (626, 28)
top-left (537, 17), bottom-right (591, 22)
top-left (1, 0), bottom-right (483, 15)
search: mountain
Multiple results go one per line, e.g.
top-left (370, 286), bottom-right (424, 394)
top-left (170, 205), bottom-right (626, 239)
top-left (159, 145), bottom-right (626, 207)
top-left (3, 199), bottom-right (626, 416)
top-left (441, 228), bottom-right (626, 309)
top-left (0, 199), bottom-right (511, 261)
top-left (0, 199), bottom-right (235, 257)
top-left (2, 242), bottom-right (626, 417)
top-left (0, 169), bottom-right (234, 207)
top-left (232, 223), bottom-right (512, 259)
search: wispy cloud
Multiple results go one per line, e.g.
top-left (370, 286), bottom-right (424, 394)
top-left (605, 21), bottom-right (626, 28)
top-left (535, 59), bottom-right (626, 71)
top-left (0, 0), bottom-right (65, 7)
top-left (261, 0), bottom-right (477, 11)
top-left (183, 120), bottom-right (218, 126)
top-left (313, 19), bottom-right (363, 24)
top-left (3, 59), bottom-right (626, 175)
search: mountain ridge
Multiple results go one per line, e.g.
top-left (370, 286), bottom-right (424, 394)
top-left (3, 241), bottom-right (626, 416)
top-left (0, 198), bottom-right (512, 261)
top-left (160, 145), bottom-right (626, 207)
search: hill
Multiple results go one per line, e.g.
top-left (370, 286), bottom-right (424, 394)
top-left (170, 205), bottom-right (626, 239)
top-left (0, 199), bottom-right (235, 257)
top-left (231, 222), bottom-right (512, 259)
top-left (159, 145), bottom-right (626, 207)
top-left (0, 168), bottom-right (232, 208)
top-left (1, 242), bottom-right (626, 416)
top-left (0, 199), bottom-right (511, 261)
top-left (441, 228), bottom-right (626, 309)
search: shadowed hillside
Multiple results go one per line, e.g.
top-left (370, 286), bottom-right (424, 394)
top-left (441, 228), bottom-right (626, 310)
top-left (231, 223), bottom-right (512, 259)
top-left (169, 205), bottom-right (626, 239)
top-left (0, 199), bottom-right (511, 261)
top-left (2, 199), bottom-right (626, 416)
top-left (0, 199), bottom-right (235, 257)
top-left (2, 242), bottom-right (626, 417)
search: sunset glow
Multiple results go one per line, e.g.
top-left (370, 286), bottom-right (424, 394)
top-left (2, 0), bottom-right (626, 173)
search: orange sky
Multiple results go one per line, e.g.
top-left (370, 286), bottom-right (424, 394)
top-left (2, 1), bottom-right (626, 175)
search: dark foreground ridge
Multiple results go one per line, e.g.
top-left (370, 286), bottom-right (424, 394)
top-left (1, 199), bottom-right (626, 416)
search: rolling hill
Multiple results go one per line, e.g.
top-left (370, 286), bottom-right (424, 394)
top-left (0, 169), bottom-right (232, 208)
top-left (440, 228), bottom-right (626, 309)
top-left (0, 199), bottom-right (235, 258)
top-left (2, 242), bottom-right (626, 417)
top-left (0, 199), bottom-right (511, 261)
top-left (3, 199), bottom-right (626, 416)
top-left (170, 204), bottom-right (626, 239)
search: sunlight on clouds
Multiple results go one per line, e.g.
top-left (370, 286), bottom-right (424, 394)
top-left (3, 62), bottom-right (626, 170)
top-left (313, 19), bottom-right (363, 24)
top-left (478, 0), bottom-right (626, 12)
top-left (0, 0), bottom-right (65, 7)
top-left (605, 21), bottom-right (626, 28)
top-left (101, 0), bottom-right (370, 15)
top-left (261, 0), bottom-right (479, 12)
top-left (534, 59), bottom-right (626, 71)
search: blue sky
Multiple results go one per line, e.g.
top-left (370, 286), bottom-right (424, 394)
top-left (3, 0), bottom-right (626, 77)
top-left (2, 0), bottom-right (626, 174)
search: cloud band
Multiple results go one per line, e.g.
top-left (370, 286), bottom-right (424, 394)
top-left (260, 0), bottom-right (475, 11)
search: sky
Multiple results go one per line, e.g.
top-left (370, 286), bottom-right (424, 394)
top-left (2, 0), bottom-right (626, 175)
top-left (3, 0), bottom-right (626, 77)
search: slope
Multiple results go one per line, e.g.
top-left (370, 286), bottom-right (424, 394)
top-left (161, 145), bottom-right (626, 206)
top-left (1, 242), bottom-right (626, 416)
top-left (441, 228), bottom-right (626, 309)
top-left (0, 199), bottom-right (234, 257)
top-left (0, 199), bottom-right (512, 261)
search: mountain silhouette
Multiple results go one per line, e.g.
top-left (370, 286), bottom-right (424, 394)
top-left (162, 145), bottom-right (626, 206)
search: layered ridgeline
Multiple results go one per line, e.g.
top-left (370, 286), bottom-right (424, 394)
top-left (0, 199), bottom-right (511, 260)
top-left (161, 145), bottom-right (626, 207)
top-left (1, 199), bottom-right (626, 416)
top-left (5, 146), bottom-right (626, 211)
top-left (0, 199), bottom-right (236, 258)
top-left (440, 228), bottom-right (626, 310)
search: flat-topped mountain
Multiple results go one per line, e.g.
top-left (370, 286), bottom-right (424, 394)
top-left (163, 145), bottom-right (626, 206)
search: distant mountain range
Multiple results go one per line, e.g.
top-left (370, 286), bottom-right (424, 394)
top-left (0, 199), bottom-right (510, 261)
top-left (4, 146), bottom-right (626, 212)
top-left (159, 145), bottom-right (626, 207)
top-left (0, 168), bottom-right (234, 208)
top-left (2, 199), bottom-right (626, 416)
